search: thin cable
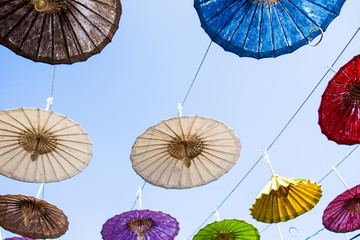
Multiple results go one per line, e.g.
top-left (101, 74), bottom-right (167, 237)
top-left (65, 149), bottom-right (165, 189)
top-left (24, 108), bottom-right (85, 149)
top-left (49, 66), bottom-right (56, 110)
top-left (305, 227), bottom-right (325, 240)
top-left (181, 41), bottom-right (212, 108)
top-left (351, 232), bottom-right (360, 240)
top-left (186, 26), bottom-right (360, 240)
top-left (131, 181), bottom-right (146, 210)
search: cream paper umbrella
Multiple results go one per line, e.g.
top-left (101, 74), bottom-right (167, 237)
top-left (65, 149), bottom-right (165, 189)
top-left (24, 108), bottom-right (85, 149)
top-left (0, 107), bottom-right (92, 183)
top-left (130, 115), bottom-right (241, 189)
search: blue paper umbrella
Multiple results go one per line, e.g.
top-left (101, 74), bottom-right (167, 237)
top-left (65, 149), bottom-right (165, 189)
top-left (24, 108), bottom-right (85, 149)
top-left (194, 0), bottom-right (346, 59)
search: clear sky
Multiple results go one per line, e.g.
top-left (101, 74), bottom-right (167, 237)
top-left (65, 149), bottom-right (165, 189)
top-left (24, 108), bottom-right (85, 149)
top-left (1, 0), bottom-right (360, 239)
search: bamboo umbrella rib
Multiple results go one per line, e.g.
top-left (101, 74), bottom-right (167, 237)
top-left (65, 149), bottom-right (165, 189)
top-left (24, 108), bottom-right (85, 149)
top-left (18, 11), bottom-right (39, 49)
top-left (139, 153), bottom-right (173, 179)
top-left (153, 156), bottom-right (177, 185)
top-left (195, 154), bottom-right (228, 175)
top-left (21, 108), bottom-right (38, 135)
top-left (55, 142), bottom-right (93, 157)
top-left (58, 14), bottom-right (72, 61)
top-left (50, 148), bottom-right (84, 172)
top-left (0, 148), bottom-right (26, 169)
top-left (186, 115), bottom-right (198, 137)
top-left (201, 149), bottom-right (238, 165)
top-left (192, 159), bottom-right (208, 185)
top-left (2, 4), bottom-right (33, 39)
top-left (161, 121), bottom-right (182, 140)
top-left (166, 157), bottom-right (180, 187)
top-left (63, 12), bottom-right (84, 56)
top-left (132, 149), bottom-right (170, 166)
top-left (43, 152), bottom-right (59, 181)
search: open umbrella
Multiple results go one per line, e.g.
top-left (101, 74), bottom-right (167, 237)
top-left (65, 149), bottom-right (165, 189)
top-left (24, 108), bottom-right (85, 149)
top-left (0, 107), bottom-right (93, 183)
top-left (130, 115), bottom-right (241, 189)
top-left (323, 184), bottom-right (360, 233)
top-left (0, 194), bottom-right (68, 239)
top-left (194, 0), bottom-right (346, 59)
top-left (250, 174), bottom-right (322, 223)
top-left (101, 209), bottom-right (180, 240)
top-left (193, 219), bottom-right (260, 240)
top-left (0, 0), bottom-right (121, 64)
top-left (318, 54), bottom-right (360, 145)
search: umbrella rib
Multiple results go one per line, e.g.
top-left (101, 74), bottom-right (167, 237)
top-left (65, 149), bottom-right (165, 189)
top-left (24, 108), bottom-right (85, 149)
top-left (51, 13), bottom-right (54, 62)
top-left (226, 1), bottom-right (252, 45)
top-left (166, 156), bottom-right (180, 188)
top-left (240, 4), bottom-right (259, 55)
top-left (256, 4), bottom-right (264, 58)
top-left (269, 4), bottom-right (276, 56)
top-left (1, 3), bottom-right (32, 38)
top-left (201, 149), bottom-right (237, 165)
top-left (0, 143), bottom-right (25, 162)
top-left (279, 1), bottom-right (308, 40)
top-left (20, 108), bottom-right (38, 135)
top-left (187, 115), bottom-right (198, 138)
top-left (161, 120), bottom-right (183, 140)
top-left (197, 153), bottom-right (227, 174)
top-left (44, 152), bottom-right (59, 181)
top-left (35, 12), bottom-right (47, 61)
top-left (62, 10), bottom-right (84, 56)
top-left (56, 139), bottom-right (92, 145)
top-left (131, 149), bottom-right (170, 166)
top-left (140, 154), bottom-right (172, 182)
top-left (69, 1), bottom-right (114, 39)
top-left (133, 151), bottom-right (169, 172)
top-left (5, 151), bottom-right (28, 177)
top-left (40, 108), bottom-right (54, 134)
top-left (2, 110), bottom-right (34, 133)
top-left (58, 14), bottom-right (72, 64)
top-left (46, 123), bottom-right (80, 135)
top-left (286, 0), bottom-right (323, 29)
top-left (153, 156), bottom-right (176, 185)
top-left (72, 0), bottom-right (119, 24)
top-left (18, 11), bottom-right (40, 50)
top-left (55, 143), bottom-right (92, 161)
top-left (199, 0), bottom-right (240, 26)
top-left (47, 150), bottom-right (74, 178)
top-left (192, 157), bottom-right (210, 183)
top-left (325, 101), bottom-right (352, 138)
top-left (177, 116), bottom-right (186, 141)
top-left (340, 104), bottom-right (356, 143)
top-left (273, 4), bottom-right (291, 50)
top-left (306, 0), bottom-right (340, 15)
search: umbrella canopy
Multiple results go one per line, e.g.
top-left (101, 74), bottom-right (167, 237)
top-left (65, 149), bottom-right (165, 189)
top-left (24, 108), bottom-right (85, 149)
top-left (323, 184), bottom-right (360, 233)
top-left (5, 237), bottom-right (37, 240)
top-left (0, 0), bottom-right (121, 64)
top-left (193, 219), bottom-right (260, 240)
top-left (250, 175), bottom-right (322, 223)
top-left (194, 0), bottom-right (346, 59)
top-left (0, 107), bottom-right (93, 183)
top-left (0, 194), bottom-right (68, 239)
top-left (318, 54), bottom-right (360, 145)
top-left (130, 115), bottom-right (241, 189)
top-left (101, 209), bottom-right (180, 240)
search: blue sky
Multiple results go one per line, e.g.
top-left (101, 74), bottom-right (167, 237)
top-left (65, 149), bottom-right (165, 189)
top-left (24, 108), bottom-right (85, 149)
top-left (1, 0), bottom-right (360, 239)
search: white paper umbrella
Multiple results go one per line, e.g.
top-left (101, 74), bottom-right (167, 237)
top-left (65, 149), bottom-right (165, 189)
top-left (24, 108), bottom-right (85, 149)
top-left (130, 116), bottom-right (241, 189)
top-left (0, 107), bottom-right (93, 183)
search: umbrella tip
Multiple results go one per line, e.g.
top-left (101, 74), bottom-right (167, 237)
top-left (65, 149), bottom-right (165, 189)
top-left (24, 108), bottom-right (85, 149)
top-left (183, 157), bottom-right (191, 168)
top-left (30, 151), bottom-right (40, 161)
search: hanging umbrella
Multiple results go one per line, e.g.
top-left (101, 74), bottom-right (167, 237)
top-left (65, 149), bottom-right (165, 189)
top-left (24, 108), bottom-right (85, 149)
top-left (0, 107), bottom-right (93, 183)
top-left (193, 219), bottom-right (260, 240)
top-left (323, 184), bottom-right (360, 233)
top-left (250, 175), bottom-right (322, 223)
top-left (0, 0), bottom-right (121, 64)
top-left (130, 115), bottom-right (241, 189)
top-left (101, 209), bottom-right (180, 240)
top-left (318, 54), bottom-right (360, 145)
top-left (194, 0), bottom-right (346, 59)
top-left (0, 194), bottom-right (68, 239)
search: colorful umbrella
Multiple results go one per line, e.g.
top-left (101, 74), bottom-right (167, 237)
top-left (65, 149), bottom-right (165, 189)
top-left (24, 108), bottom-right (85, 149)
top-left (194, 0), bottom-right (346, 59)
top-left (130, 115), bottom-right (241, 189)
top-left (318, 54), bottom-right (360, 145)
top-left (101, 209), bottom-right (180, 240)
top-left (0, 0), bottom-right (121, 64)
top-left (193, 219), bottom-right (260, 240)
top-left (323, 184), bottom-right (360, 233)
top-left (250, 175), bottom-right (322, 223)
top-left (0, 107), bottom-right (93, 183)
top-left (0, 194), bottom-right (68, 239)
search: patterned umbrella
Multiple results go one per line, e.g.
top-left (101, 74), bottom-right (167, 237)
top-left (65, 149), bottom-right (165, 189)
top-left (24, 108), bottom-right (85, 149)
top-left (0, 194), bottom-right (68, 239)
top-left (318, 54), bottom-right (360, 145)
top-left (101, 209), bottom-right (180, 240)
top-left (0, 107), bottom-right (93, 183)
top-left (130, 115), bottom-right (241, 189)
top-left (250, 175), bottom-right (322, 223)
top-left (323, 184), bottom-right (360, 233)
top-left (193, 219), bottom-right (260, 240)
top-left (194, 0), bottom-right (346, 59)
top-left (0, 0), bottom-right (121, 64)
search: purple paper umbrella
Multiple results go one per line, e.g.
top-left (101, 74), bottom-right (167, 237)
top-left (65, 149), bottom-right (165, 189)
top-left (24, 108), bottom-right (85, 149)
top-left (5, 238), bottom-right (36, 240)
top-left (101, 209), bottom-right (180, 240)
top-left (323, 184), bottom-right (360, 233)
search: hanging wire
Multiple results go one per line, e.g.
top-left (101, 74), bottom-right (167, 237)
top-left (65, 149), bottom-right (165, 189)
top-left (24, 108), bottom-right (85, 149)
top-left (186, 27), bottom-right (360, 240)
top-left (305, 227), bottom-right (325, 240)
top-left (131, 181), bottom-right (147, 210)
top-left (351, 233), bottom-right (360, 239)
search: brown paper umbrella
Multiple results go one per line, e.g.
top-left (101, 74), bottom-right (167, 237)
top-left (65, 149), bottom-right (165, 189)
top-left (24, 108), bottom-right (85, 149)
top-left (0, 0), bottom-right (121, 64)
top-left (0, 107), bottom-right (93, 183)
top-left (0, 194), bottom-right (68, 239)
top-left (130, 115), bottom-right (241, 189)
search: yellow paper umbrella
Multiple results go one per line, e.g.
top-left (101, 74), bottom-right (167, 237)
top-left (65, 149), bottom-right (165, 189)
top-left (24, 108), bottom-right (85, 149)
top-left (249, 151), bottom-right (322, 223)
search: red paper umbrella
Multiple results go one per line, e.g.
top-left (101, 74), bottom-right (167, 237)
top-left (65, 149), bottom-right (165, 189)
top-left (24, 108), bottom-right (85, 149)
top-left (319, 54), bottom-right (360, 145)
top-left (323, 184), bottom-right (360, 233)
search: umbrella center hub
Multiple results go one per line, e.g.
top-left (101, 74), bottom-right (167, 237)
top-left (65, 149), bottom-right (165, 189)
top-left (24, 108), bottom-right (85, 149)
top-left (215, 232), bottom-right (234, 240)
top-left (19, 199), bottom-right (46, 226)
top-left (274, 185), bottom-right (291, 206)
top-left (346, 195), bottom-right (360, 213)
top-left (128, 218), bottom-right (154, 237)
top-left (168, 136), bottom-right (204, 168)
top-left (350, 83), bottom-right (360, 107)
top-left (252, 0), bottom-right (279, 7)
top-left (31, 0), bottom-right (68, 13)
top-left (18, 131), bottom-right (57, 161)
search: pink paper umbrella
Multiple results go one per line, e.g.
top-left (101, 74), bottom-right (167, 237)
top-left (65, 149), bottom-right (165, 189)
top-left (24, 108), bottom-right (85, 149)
top-left (101, 209), bottom-right (179, 240)
top-left (323, 184), bottom-right (360, 233)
